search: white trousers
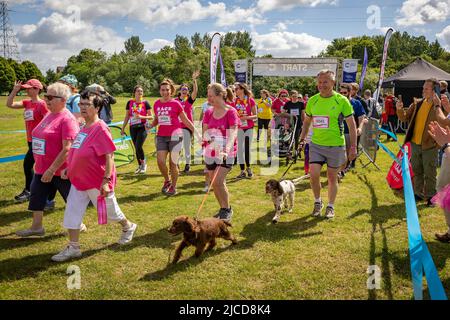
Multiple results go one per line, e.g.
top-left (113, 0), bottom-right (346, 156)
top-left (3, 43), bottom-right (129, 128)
top-left (63, 185), bottom-right (126, 229)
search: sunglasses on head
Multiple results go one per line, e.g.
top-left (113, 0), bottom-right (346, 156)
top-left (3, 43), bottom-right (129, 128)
top-left (44, 94), bottom-right (63, 101)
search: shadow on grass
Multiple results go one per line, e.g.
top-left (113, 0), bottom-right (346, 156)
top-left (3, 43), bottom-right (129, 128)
top-left (349, 173), bottom-right (433, 300)
top-left (140, 211), bottom-right (323, 282)
top-left (0, 233), bottom-right (66, 252)
top-left (0, 199), bottom-right (17, 208)
top-left (0, 209), bottom-right (60, 227)
top-left (0, 227), bottom-right (173, 283)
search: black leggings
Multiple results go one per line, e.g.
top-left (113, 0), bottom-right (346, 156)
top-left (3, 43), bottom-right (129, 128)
top-left (24, 142), bottom-right (34, 191)
top-left (257, 118), bottom-right (271, 140)
top-left (130, 125), bottom-right (148, 164)
top-left (237, 128), bottom-right (253, 170)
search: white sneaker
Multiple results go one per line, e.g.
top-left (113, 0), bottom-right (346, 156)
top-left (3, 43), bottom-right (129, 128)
top-left (51, 245), bottom-right (82, 262)
top-left (16, 228), bottom-right (45, 238)
top-left (80, 224), bottom-right (87, 232)
top-left (140, 164), bottom-right (147, 174)
top-left (134, 166), bottom-right (142, 174)
top-left (118, 223), bottom-right (137, 245)
top-left (204, 184), bottom-right (209, 193)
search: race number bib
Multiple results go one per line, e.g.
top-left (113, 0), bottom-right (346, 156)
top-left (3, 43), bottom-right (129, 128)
top-left (71, 132), bottom-right (88, 149)
top-left (24, 109), bottom-right (34, 121)
top-left (32, 137), bottom-right (46, 155)
top-left (241, 120), bottom-right (248, 127)
top-left (130, 116), bottom-right (141, 126)
top-left (291, 109), bottom-right (300, 116)
top-left (258, 108), bottom-right (264, 114)
top-left (158, 115), bottom-right (171, 126)
top-left (312, 116), bottom-right (329, 129)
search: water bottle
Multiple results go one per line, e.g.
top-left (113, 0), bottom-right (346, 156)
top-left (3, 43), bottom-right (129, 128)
top-left (97, 195), bottom-right (107, 225)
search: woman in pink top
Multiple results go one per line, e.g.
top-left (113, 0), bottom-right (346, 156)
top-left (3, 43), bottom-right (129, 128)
top-left (203, 83), bottom-right (239, 221)
top-left (272, 89), bottom-right (289, 114)
top-left (120, 85), bottom-right (153, 174)
top-left (51, 90), bottom-right (138, 262)
top-left (177, 70), bottom-right (199, 174)
top-left (233, 83), bottom-right (257, 179)
top-left (15, 83), bottom-right (79, 238)
top-left (6, 79), bottom-right (49, 203)
top-left (149, 79), bottom-right (197, 196)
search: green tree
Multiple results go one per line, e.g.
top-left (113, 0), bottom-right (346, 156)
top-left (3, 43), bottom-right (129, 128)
top-left (45, 69), bottom-right (57, 84)
top-left (21, 60), bottom-right (44, 82)
top-left (0, 58), bottom-right (16, 94)
top-left (8, 59), bottom-right (26, 82)
top-left (124, 36), bottom-right (145, 55)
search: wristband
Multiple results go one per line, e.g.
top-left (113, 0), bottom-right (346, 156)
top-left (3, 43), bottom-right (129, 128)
top-left (103, 177), bottom-right (112, 182)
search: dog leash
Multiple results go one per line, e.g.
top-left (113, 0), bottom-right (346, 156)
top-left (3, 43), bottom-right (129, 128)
top-left (280, 160), bottom-right (295, 180)
top-left (195, 165), bottom-right (221, 220)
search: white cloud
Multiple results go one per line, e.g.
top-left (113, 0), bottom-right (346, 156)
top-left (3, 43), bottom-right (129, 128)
top-left (252, 31), bottom-right (330, 57)
top-left (38, 0), bottom-right (265, 28)
top-left (216, 7), bottom-right (266, 27)
top-left (144, 39), bottom-right (174, 52)
top-left (257, 0), bottom-right (338, 12)
top-left (15, 13), bottom-right (125, 72)
top-left (437, 25), bottom-right (450, 50)
top-left (272, 22), bottom-right (288, 32)
top-left (396, 0), bottom-right (450, 26)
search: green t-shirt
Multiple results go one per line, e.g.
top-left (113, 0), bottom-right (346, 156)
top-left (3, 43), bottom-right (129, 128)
top-left (305, 91), bottom-right (353, 146)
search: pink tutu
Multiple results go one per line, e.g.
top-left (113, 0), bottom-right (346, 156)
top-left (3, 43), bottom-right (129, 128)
top-left (432, 184), bottom-right (450, 212)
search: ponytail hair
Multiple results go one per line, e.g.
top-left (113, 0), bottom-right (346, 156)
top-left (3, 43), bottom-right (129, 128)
top-left (160, 78), bottom-right (176, 96)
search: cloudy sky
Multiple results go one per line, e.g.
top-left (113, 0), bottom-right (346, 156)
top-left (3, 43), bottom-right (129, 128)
top-left (7, 0), bottom-right (450, 72)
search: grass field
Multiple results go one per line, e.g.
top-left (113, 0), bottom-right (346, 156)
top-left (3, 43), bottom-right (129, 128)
top-left (0, 96), bottom-right (449, 300)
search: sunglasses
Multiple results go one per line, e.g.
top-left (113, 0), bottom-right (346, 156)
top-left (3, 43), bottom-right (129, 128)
top-left (280, 94), bottom-right (288, 97)
top-left (44, 94), bottom-right (63, 101)
top-left (78, 102), bottom-right (95, 108)
top-left (340, 91), bottom-right (348, 95)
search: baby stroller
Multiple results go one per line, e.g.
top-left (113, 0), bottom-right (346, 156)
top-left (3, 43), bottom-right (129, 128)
top-left (271, 113), bottom-right (299, 166)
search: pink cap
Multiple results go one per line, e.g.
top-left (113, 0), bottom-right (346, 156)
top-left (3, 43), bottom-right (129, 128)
top-left (21, 79), bottom-right (43, 90)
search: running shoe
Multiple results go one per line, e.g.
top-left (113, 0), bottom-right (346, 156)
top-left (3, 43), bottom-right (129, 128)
top-left (51, 245), bottom-right (82, 262)
top-left (312, 201), bottom-right (324, 217)
top-left (161, 180), bottom-right (172, 193)
top-left (165, 185), bottom-right (178, 196)
top-left (325, 206), bottom-right (335, 219)
top-left (14, 189), bottom-right (30, 203)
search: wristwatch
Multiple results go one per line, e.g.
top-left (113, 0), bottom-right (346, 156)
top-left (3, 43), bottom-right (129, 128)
top-left (442, 143), bottom-right (450, 152)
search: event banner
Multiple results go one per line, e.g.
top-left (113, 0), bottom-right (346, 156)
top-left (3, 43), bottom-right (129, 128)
top-left (342, 59), bottom-right (358, 83)
top-left (234, 59), bottom-right (248, 83)
top-left (219, 52), bottom-right (227, 87)
top-left (210, 32), bottom-right (221, 84)
top-left (359, 47), bottom-right (368, 91)
top-left (374, 27), bottom-right (394, 104)
top-left (252, 58), bottom-right (338, 77)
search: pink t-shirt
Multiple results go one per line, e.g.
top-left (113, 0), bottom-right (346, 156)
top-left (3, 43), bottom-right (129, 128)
top-left (154, 99), bottom-right (184, 137)
top-left (126, 99), bottom-right (151, 126)
top-left (202, 107), bottom-right (240, 158)
top-left (23, 100), bottom-right (49, 142)
top-left (272, 98), bottom-right (288, 114)
top-left (67, 121), bottom-right (117, 191)
top-left (31, 109), bottom-right (79, 176)
top-left (178, 96), bottom-right (195, 129)
top-left (232, 96), bottom-right (256, 130)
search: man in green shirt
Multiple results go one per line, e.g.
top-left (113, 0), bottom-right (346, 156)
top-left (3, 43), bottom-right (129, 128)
top-left (299, 70), bottom-right (358, 219)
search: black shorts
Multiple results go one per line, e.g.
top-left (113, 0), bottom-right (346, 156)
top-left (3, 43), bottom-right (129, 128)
top-left (28, 174), bottom-right (71, 211)
top-left (205, 157), bottom-right (234, 171)
top-left (258, 118), bottom-right (271, 130)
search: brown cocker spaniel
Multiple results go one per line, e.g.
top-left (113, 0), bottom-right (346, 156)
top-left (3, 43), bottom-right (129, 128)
top-left (168, 216), bottom-right (238, 264)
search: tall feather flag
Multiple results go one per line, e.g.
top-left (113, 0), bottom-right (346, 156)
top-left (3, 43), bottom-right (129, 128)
top-left (374, 28), bottom-right (394, 104)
